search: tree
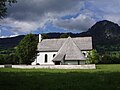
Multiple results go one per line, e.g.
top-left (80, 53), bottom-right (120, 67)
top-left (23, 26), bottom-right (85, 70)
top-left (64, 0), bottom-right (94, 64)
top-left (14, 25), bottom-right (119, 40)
top-left (0, 54), bottom-right (5, 64)
top-left (60, 33), bottom-right (69, 38)
top-left (87, 50), bottom-right (99, 64)
top-left (0, 0), bottom-right (17, 19)
top-left (16, 34), bottom-right (38, 64)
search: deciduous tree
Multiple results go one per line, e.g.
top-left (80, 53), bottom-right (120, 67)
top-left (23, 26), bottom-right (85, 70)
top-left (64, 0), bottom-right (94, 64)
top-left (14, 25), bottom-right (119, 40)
top-left (87, 49), bottom-right (99, 64)
top-left (16, 34), bottom-right (38, 64)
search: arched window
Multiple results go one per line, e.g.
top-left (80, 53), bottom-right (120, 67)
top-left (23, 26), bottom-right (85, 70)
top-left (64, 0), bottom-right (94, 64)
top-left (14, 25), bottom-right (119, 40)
top-left (45, 54), bottom-right (47, 63)
top-left (53, 54), bottom-right (56, 58)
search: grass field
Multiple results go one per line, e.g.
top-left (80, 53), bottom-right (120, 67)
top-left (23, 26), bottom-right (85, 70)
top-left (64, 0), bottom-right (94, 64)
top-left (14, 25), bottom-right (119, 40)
top-left (0, 64), bottom-right (120, 90)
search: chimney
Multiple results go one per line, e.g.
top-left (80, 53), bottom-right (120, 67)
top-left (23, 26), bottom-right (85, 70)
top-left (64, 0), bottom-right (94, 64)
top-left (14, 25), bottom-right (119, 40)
top-left (39, 34), bottom-right (42, 42)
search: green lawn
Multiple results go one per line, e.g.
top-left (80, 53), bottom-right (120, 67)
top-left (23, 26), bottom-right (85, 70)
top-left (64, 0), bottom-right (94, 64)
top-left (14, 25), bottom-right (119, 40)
top-left (0, 64), bottom-right (120, 90)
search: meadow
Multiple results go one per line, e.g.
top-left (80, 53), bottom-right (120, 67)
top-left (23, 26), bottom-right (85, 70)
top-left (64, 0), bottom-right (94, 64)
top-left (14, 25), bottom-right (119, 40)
top-left (0, 64), bottom-right (120, 90)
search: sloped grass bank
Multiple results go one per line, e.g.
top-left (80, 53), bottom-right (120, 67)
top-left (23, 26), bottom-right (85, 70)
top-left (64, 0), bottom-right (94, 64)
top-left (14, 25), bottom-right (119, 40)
top-left (0, 64), bottom-right (120, 90)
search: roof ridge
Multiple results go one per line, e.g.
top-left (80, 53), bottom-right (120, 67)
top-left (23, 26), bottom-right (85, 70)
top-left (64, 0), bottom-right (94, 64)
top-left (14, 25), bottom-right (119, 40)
top-left (42, 36), bottom-right (92, 40)
top-left (70, 37), bottom-right (80, 49)
top-left (57, 36), bottom-right (71, 54)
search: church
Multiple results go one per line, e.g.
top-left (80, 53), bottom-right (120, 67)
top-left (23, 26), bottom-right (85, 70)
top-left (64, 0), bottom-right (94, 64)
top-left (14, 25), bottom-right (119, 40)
top-left (32, 34), bottom-right (93, 65)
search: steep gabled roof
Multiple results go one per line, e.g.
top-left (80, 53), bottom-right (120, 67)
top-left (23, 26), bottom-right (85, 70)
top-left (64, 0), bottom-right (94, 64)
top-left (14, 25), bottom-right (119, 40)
top-left (52, 53), bottom-right (65, 61)
top-left (38, 37), bottom-right (92, 52)
top-left (53, 37), bottom-right (86, 61)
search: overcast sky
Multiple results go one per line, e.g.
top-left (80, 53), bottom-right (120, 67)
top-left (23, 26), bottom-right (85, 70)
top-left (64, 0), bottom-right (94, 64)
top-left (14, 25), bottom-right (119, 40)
top-left (0, 0), bottom-right (120, 38)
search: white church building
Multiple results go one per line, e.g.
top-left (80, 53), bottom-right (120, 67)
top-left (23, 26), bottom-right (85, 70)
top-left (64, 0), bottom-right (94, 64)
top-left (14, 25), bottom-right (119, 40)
top-left (32, 34), bottom-right (93, 65)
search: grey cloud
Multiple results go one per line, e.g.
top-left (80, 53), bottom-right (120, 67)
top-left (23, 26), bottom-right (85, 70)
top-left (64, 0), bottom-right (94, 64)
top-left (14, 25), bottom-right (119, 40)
top-left (7, 0), bottom-right (83, 21)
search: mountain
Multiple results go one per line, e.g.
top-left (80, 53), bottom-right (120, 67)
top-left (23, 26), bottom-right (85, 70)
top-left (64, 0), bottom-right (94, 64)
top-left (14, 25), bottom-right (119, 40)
top-left (83, 20), bottom-right (120, 52)
top-left (0, 20), bottom-right (120, 53)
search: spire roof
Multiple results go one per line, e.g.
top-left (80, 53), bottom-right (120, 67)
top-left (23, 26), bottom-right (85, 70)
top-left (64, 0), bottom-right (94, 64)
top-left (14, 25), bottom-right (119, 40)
top-left (53, 37), bottom-right (86, 61)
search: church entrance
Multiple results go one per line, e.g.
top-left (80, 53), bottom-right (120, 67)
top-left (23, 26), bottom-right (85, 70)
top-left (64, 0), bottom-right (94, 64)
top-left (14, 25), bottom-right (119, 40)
top-left (54, 61), bottom-right (60, 65)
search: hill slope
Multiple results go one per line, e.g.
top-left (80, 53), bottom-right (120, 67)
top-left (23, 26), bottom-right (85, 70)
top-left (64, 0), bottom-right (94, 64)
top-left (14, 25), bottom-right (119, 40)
top-left (0, 35), bottom-right (24, 50)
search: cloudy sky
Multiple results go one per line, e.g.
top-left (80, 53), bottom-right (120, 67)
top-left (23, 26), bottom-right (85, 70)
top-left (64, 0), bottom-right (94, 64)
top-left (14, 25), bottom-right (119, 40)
top-left (0, 0), bottom-right (120, 38)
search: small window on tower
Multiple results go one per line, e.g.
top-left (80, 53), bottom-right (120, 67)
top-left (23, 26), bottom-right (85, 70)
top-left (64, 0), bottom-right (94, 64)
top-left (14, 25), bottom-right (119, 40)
top-left (83, 53), bottom-right (86, 56)
top-left (53, 54), bottom-right (56, 57)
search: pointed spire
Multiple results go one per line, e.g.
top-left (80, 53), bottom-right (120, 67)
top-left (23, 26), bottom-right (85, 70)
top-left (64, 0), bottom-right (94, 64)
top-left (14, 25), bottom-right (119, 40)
top-left (53, 37), bottom-right (86, 61)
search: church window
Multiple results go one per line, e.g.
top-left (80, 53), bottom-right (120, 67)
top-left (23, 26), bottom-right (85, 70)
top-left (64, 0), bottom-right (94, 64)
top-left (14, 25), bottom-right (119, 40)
top-left (45, 54), bottom-right (47, 63)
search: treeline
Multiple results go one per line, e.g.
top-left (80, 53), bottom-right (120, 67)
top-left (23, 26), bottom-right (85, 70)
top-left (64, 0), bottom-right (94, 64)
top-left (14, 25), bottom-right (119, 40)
top-left (98, 51), bottom-right (120, 64)
top-left (88, 50), bottom-right (120, 64)
top-left (0, 54), bottom-right (19, 65)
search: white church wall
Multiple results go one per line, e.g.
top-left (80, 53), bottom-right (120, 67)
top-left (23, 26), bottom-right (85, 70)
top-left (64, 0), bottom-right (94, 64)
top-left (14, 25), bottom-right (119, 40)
top-left (80, 61), bottom-right (86, 65)
top-left (36, 52), bottom-right (57, 65)
top-left (64, 61), bottom-right (78, 65)
top-left (64, 60), bottom-right (85, 65)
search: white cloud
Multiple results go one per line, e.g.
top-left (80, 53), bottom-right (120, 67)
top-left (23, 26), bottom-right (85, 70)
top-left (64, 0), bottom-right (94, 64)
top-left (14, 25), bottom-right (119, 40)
top-left (54, 14), bottom-right (95, 32)
top-left (0, 18), bottom-right (40, 33)
top-left (0, 16), bottom-right (56, 34)
top-left (0, 34), bottom-right (19, 38)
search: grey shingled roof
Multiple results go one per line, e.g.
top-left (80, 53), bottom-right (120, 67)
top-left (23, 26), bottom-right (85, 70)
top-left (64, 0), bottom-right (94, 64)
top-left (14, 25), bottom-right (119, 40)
top-left (38, 37), bottom-right (92, 52)
top-left (52, 37), bottom-right (86, 61)
top-left (52, 53), bottom-right (65, 61)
